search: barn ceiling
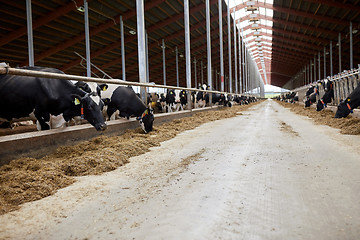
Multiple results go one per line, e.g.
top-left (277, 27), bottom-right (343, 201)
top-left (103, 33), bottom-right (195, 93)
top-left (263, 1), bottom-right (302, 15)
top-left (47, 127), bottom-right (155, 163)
top-left (0, 0), bottom-right (359, 89)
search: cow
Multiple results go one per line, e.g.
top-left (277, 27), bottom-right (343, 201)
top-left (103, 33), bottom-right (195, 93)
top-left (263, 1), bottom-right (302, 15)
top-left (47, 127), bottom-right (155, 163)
top-left (101, 84), bottom-right (154, 133)
top-left (335, 83), bottom-right (360, 118)
top-left (177, 89), bottom-right (187, 111)
top-left (304, 85), bottom-right (319, 107)
top-left (165, 89), bottom-right (177, 112)
top-left (0, 66), bottom-right (107, 131)
top-left (316, 80), bottom-right (334, 111)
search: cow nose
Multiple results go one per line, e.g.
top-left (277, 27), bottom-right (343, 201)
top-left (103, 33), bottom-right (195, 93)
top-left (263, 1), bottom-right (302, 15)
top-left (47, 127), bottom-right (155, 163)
top-left (100, 123), bottom-right (107, 131)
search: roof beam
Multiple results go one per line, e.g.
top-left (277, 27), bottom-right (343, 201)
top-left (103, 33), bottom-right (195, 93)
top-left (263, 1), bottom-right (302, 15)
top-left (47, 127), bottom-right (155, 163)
top-left (0, 0), bottom-right (85, 47)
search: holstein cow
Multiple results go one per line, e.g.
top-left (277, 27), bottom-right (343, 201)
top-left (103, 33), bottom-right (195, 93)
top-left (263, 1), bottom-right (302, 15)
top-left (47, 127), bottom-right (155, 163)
top-left (335, 83), bottom-right (360, 118)
top-left (0, 66), bottom-right (107, 131)
top-left (101, 85), bottom-right (154, 133)
top-left (316, 80), bottom-right (334, 111)
top-left (304, 85), bottom-right (319, 107)
top-left (165, 89), bottom-right (177, 112)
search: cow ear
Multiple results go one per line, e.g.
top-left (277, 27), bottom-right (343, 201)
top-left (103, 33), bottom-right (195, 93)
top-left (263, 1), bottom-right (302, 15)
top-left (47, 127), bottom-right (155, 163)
top-left (99, 84), bottom-right (108, 91)
top-left (347, 98), bottom-right (351, 102)
top-left (71, 94), bottom-right (82, 105)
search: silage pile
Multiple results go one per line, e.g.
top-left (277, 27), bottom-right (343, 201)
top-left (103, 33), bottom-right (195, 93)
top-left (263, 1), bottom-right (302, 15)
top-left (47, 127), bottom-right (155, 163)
top-left (277, 101), bottom-right (360, 135)
top-left (0, 102), bottom-right (260, 215)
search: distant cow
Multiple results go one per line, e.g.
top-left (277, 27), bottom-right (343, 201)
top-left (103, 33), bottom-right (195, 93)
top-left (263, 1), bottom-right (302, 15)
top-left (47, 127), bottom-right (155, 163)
top-left (305, 85), bottom-right (319, 107)
top-left (316, 80), bottom-right (334, 111)
top-left (101, 85), bottom-right (154, 133)
top-left (335, 83), bottom-right (360, 118)
top-left (0, 66), bottom-right (107, 131)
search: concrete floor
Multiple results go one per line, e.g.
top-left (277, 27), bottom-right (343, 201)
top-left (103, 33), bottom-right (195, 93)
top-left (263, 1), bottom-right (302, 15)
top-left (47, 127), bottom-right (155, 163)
top-left (1, 99), bottom-right (360, 240)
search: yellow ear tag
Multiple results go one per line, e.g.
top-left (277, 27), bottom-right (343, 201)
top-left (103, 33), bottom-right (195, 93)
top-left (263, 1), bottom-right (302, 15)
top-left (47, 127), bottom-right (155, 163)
top-left (347, 98), bottom-right (351, 102)
top-left (170, 92), bottom-right (173, 94)
top-left (74, 98), bottom-right (81, 105)
top-left (103, 86), bottom-right (108, 91)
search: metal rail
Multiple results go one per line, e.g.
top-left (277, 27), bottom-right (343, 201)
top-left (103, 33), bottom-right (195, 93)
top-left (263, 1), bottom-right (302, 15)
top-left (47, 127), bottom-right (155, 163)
top-left (0, 67), bottom-right (240, 95)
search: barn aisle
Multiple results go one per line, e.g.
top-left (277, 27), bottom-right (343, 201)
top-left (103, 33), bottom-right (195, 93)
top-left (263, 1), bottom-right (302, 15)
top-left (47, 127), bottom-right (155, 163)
top-left (1, 99), bottom-right (360, 240)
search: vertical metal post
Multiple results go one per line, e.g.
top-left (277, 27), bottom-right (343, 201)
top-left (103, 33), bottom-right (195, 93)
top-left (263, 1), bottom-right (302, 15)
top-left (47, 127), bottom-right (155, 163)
top-left (330, 40), bottom-right (333, 76)
top-left (227, 0), bottom-right (232, 93)
top-left (314, 56), bottom-right (316, 81)
top-left (194, 57), bottom-right (197, 88)
top-left (120, 16), bottom-right (126, 81)
top-left (310, 60), bottom-right (312, 83)
top-left (242, 30), bottom-right (245, 93)
top-left (145, 31), bottom-right (149, 83)
top-left (84, 0), bottom-right (91, 77)
top-left (318, 52), bottom-right (321, 80)
top-left (136, 0), bottom-right (147, 103)
top-left (350, 22), bottom-right (353, 69)
top-left (184, 0), bottom-right (192, 110)
top-left (338, 32), bottom-right (341, 73)
top-left (215, 69), bottom-right (218, 90)
top-left (206, 0), bottom-right (212, 94)
top-left (219, 0), bottom-right (224, 92)
top-left (233, 8), bottom-right (238, 94)
top-left (238, 27), bottom-right (242, 93)
top-left (26, 0), bottom-right (34, 67)
top-left (323, 47), bottom-right (326, 78)
top-left (162, 39), bottom-right (166, 86)
top-left (244, 44), bottom-right (247, 93)
top-left (176, 47), bottom-right (179, 87)
top-left (305, 65), bottom-right (307, 85)
top-left (201, 60), bottom-right (204, 84)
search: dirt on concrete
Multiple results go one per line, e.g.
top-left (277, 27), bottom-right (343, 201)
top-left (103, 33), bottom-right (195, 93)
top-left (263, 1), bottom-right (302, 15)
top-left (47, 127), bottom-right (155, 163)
top-left (0, 102), bottom-right (260, 215)
top-left (277, 101), bottom-right (360, 135)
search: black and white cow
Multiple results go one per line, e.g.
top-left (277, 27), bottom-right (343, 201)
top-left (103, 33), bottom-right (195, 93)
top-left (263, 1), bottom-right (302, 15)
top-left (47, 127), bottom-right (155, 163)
top-left (165, 89), bottom-right (177, 112)
top-left (304, 85), bottom-right (319, 107)
top-left (335, 83), bottom-right (360, 118)
top-left (101, 85), bottom-right (154, 133)
top-left (316, 80), bottom-right (334, 111)
top-left (0, 66), bottom-right (107, 131)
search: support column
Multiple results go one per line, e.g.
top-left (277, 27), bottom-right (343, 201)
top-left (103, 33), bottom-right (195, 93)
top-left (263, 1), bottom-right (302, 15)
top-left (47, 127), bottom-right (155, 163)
top-left (238, 28), bottom-right (242, 93)
top-left (330, 40), bottom-right (333, 76)
top-left (176, 47), bottom-right (179, 87)
top-left (184, 0), bottom-right (192, 109)
top-left (26, 0), bottom-right (34, 67)
top-left (314, 56), bottom-right (316, 81)
top-left (84, 0), bottom-right (91, 77)
top-left (219, 0), bottom-right (224, 91)
top-left (120, 16), bottom-right (126, 81)
top-left (136, 0), bottom-right (147, 103)
top-left (323, 47), bottom-right (326, 79)
top-left (194, 57), bottom-right (197, 88)
top-left (162, 39), bottom-right (166, 86)
top-left (233, 8), bottom-right (238, 94)
top-left (350, 22), bottom-right (353, 69)
top-left (227, 0), bottom-right (232, 93)
top-left (318, 52), bottom-right (321, 80)
top-left (206, 0), bottom-right (212, 94)
top-left (338, 32), bottom-right (342, 73)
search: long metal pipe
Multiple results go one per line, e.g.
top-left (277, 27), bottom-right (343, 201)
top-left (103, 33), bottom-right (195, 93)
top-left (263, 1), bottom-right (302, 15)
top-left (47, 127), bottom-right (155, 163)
top-left (227, 0), bottom-right (232, 93)
top-left (233, 8), bottom-right (238, 94)
top-left (241, 30), bottom-right (245, 93)
top-left (120, 16), bottom-right (126, 81)
top-left (84, 0), bottom-right (91, 77)
top-left (26, 0), bottom-right (34, 67)
top-left (350, 22), bottom-right (353, 69)
top-left (145, 31), bottom-right (149, 84)
top-left (206, 0), bottom-right (212, 93)
top-left (201, 60), bottom-right (204, 84)
top-left (0, 67), bottom-right (233, 94)
top-left (314, 56), bottom-right (316, 81)
top-left (162, 39), bottom-right (166, 86)
top-left (219, 0), bottom-right (224, 91)
top-left (184, 0), bottom-right (192, 109)
top-left (310, 60), bottom-right (312, 83)
top-left (136, 0), bottom-right (147, 102)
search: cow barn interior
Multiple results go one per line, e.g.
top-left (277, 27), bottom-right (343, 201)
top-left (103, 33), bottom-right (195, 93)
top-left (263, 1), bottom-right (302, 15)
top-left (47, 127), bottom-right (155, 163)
top-left (0, 0), bottom-right (359, 90)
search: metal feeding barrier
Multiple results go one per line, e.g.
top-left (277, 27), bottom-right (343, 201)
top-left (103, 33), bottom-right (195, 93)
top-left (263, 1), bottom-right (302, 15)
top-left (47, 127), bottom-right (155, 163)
top-left (0, 66), bottom-right (247, 103)
top-left (291, 67), bottom-right (360, 106)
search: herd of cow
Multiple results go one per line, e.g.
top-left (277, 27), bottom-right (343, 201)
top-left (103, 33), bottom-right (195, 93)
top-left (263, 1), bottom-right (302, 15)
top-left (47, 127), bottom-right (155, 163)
top-left (276, 77), bottom-right (360, 118)
top-left (0, 66), bottom-right (257, 134)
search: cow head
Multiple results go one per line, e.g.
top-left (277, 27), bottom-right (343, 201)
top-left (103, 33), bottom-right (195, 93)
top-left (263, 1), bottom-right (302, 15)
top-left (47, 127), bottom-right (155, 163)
top-left (72, 93), bottom-right (107, 131)
top-left (335, 98), bottom-right (353, 118)
top-left (316, 99), bottom-right (325, 111)
top-left (136, 108), bottom-right (154, 133)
